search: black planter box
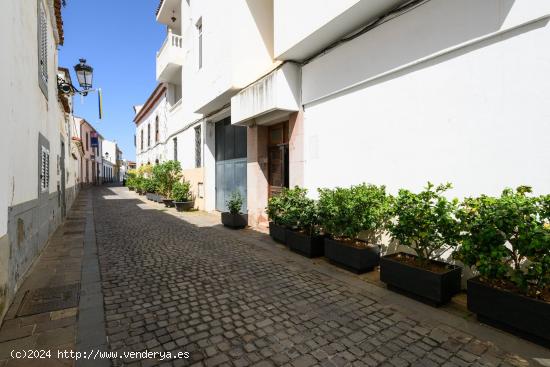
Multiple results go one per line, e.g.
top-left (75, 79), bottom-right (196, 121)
top-left (269, 222), bottom-right (287, 244)
top-left (221, 212), bottom-right (248, 229)
top-left (467, 277), bottom-right (550, 348)
top-left (380, 253), bottom-right (461, 306)
top-left (163, 199), bottom-right (175, 208)
top-left (286, 230), bottom-right (324, 258)
top-left (324, 238), bottom-right (380, 274)
top-left (174, 201), bottom-right (194, 211)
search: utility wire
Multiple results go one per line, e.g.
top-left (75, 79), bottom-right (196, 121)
top-left (302, 0), bottom-right (432, 65)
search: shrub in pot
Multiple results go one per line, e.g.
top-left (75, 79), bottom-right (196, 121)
top-left (172, 180), bottom-right (194, 212)
top-left (456, 186), bottom-right (550, 347)
top-left (153, 161), bottom-right (182, 207)
top-left (135, 177), bottom-right (146, 195)
top-left (266, 190), bottom-right (291, 244)
top-left (222, 191), bottom-right (248, 229)
top-left (144, 179), bottom-right (157, 201)
top-left (383, 182), bottom-right (462, 305)
top-left (126, 170), bottom-right (137, 191)
top-left (318, 183), bottom-right (391, 273)
top-left (283, 187), bottom-right (324, 258)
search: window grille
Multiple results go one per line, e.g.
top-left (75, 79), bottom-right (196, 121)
top-left (40, 146), bottom-right (50, 192)
top-left (195, 125), bottom-right (202, 167)
top-left (173, 137), bottom-right (178, 161)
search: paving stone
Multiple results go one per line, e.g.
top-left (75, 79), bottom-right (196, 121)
top-left (86, 187), bottom-right (547, 367)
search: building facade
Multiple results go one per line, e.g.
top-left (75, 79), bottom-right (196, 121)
top-left (102, 139), bottom-right (122, 183)
top-left (146, 0), bottom-right (550, 226)
top-left (0, 0), bottom-right (82, 322)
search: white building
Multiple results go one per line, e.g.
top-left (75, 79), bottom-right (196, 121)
top-left (146, 0), bottom-right (550, 226)
top-left (102, 139), bottom-right (122, 183)
top-left (0, 0), bottom-right (82, 322)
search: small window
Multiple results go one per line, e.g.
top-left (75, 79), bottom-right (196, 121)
top-left (195, 125), bottom-right (202, 168)
top-left (40, 146), bottom-right (50, 192)
top-left (173, 137), bottom-right (178, 161)
top-left (86, 132), bottom-right (89, 151)
top-left (155, 116), bottom-right (160, 142)
top-left (197, 18), bottom-right (203, 69)
top-left (147, 124), bottom-right (151, 147)
top-left (140, 130), bottom-right (144, 150)
top-left (38, 0), bottom-right (48, 97)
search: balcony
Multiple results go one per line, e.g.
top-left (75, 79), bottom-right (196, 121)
top-left (231, 63), bottom-right (301, 126)
top-left (156, 30), bottom-right (183, 83)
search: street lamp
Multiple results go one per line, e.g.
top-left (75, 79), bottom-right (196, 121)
top-left (73, 59), bottom-right (93, 95)
top-left (56, 58), bottom-right (104, 119)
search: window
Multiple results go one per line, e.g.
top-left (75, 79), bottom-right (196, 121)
top-left (173, 137), bottom-right (178, 161)
top-left (40, 146), bottom-right (50, 192)
top-left (134, 134), bottom-right (136, 147)
top-left (38, 0), bottom-right (48, 96)
top-left (86, 132), bottom-right (89, 151)
top-left (155, 116), bottom-right (159, 143)
top-left (197, 18), bottom-right (203, 69)
top-left (147, 124), bottom-right (151, 147)
top-left (195, 125), bottom-right (202, 167)
top-left (140, 130), bottom-right (144, 150)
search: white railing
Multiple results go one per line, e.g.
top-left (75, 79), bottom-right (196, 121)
top-left (157, 29), bottom-right (183, 58)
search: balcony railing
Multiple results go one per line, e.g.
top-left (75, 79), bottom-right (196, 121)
top-left (156, 30), bottom-right (183, 82)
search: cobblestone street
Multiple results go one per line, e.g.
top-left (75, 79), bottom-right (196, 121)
top-left (92, 187), bottom-right (550, 367)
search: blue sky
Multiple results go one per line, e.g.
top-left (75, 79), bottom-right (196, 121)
top-left (59, 0), bottom-right (164, 161)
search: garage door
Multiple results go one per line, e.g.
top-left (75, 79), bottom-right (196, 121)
top-left (215, 118), bottom-right (247, 212)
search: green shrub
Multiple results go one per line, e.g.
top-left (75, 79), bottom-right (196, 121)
top-left (318, 183), bottom-right (392, 242)
top-left (456, 186), bottom-right (550, 298)
top-left (153, 161), bottom-right (182, 198)
top-left (387, 182), bottom-right (460, 265)
top-left (172, 180), bottom-right (191, 202)
top-left (126, 177), bottom-right (135, 189)
top-left (267, 190), bottom-right (288, 226)
top-left (134, 176), bottom-right (145, 193)
top-left (143, 178), bottom-right (156, 193)
top-left (227, 191), bottom-right (244, 214)
top-left (283, 187), bottom-right (319, 235)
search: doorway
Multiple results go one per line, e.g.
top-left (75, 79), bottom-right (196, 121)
top-left (268, 122), bottom-right (289, 197)
top-left (60, 139), bottom-right (66, 218)
top-left (215, 118), bottom-right (247, 212)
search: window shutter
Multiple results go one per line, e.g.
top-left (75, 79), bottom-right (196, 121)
top-left (39, 1), bottom-right (48, 84)
top-left (41, 146), bottom-right (50, 192)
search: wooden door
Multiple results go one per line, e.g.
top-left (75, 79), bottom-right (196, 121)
top-left (268, 123), bottom-right (289, 198)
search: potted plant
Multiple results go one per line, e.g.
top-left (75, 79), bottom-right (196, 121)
top-left (153, 161), bottom-right (182, 207)
top-left (456, 186), bottom-right (550, 347)
top-left (283, 187), bottom-right (324, 258)
top-left (318, 183), bottom-right (391, 273)
top-left (221, 191), bottom-right (248, 229)
top-left (267, 190), bottom-right (290, 244)
top-left (135, 177), bottom-right (146, 195)
top-left (126, 170), bottom-right (137, 191)
top-left (173, 180), bottom-right (194, 212)
top-left (382, 183), bottom-right (462, 305)
top-left (144, 178), bottom-right (156, 201)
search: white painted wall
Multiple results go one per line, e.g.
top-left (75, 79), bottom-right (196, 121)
top-left (181, 0), bottom-right (277, 114)
top-left (274, 0), bottom-right (404, 60)
top-left (135, 93), bottom-right (169, 167)
top-left (0, 0), bottom-right (72, 321)
top-left (302, 0), bottom-right (550, 199)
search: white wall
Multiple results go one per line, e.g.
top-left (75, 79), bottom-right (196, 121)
top-left (274, 0), bottom-right (404, 60)
top-left (182, 0), bottom-right (276, 114)
top-left (135, 93), bottom-right (169, 166)
top-left (302, 0), bottom-right (550, 199)
top-left (0, 0), bottom-right (69, 320)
